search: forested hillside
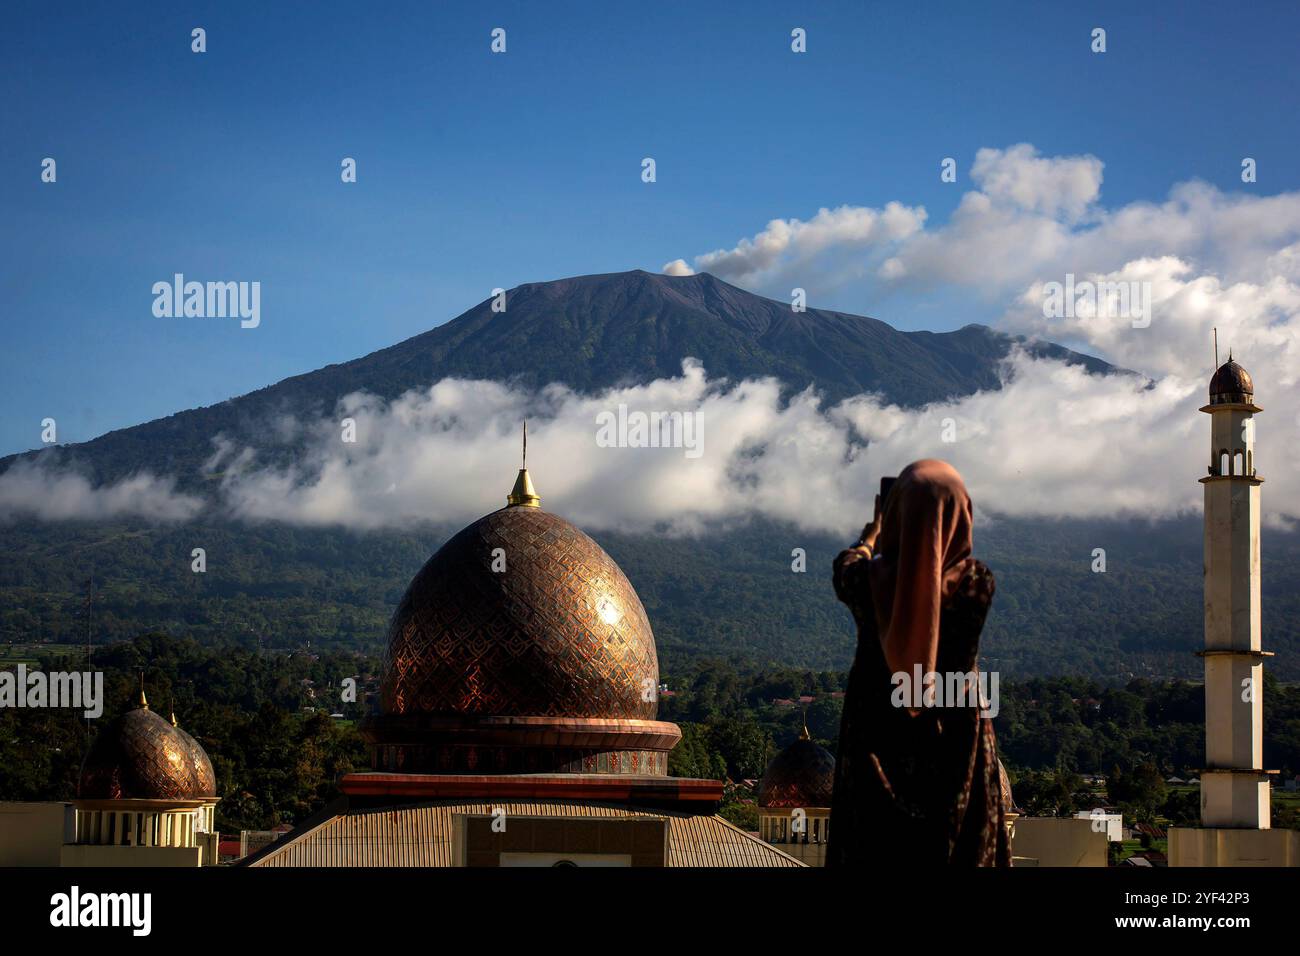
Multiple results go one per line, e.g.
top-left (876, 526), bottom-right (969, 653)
top-left (4, 514), bottom-right (1299, 680)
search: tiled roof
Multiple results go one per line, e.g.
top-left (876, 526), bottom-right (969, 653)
top-left (246, 799), bottom-right (803, 868)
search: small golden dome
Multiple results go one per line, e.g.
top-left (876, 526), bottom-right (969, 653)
top-left (1209, 357), bottom-right (1254, 404)
top-left (78, 703), bottom-right (216, 801)
top-left (758, 735), bottom-right (836, 809)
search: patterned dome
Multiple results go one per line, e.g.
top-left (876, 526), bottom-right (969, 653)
top-left (79, 703), bottom-right (216, 801)
top-left (380, 504), bottom-right (659, 719)
top-left (173, 722), bottom-right (217, 797)
top-left (1209, 358), bottom-right (1253, 404)
top-left (998, 758), bottom-right (1014, 811)
top-left (758, 733), bottom-right (836, 809)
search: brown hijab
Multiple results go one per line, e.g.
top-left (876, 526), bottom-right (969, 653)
top-left (867, 459), bottom-right (975, 679)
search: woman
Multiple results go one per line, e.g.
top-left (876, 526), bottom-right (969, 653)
top-left (827, 459), bottom-right (1009, 866)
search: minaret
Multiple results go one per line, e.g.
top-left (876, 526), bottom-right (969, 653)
top-left (1198, 354), bottom-right (1272, 828)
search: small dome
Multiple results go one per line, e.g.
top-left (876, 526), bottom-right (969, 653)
top-left (79, 704), bottom-right (216, 801)
top-left (758, 734), bottom-right (836, 809)
top-left (1209, 358), bottom-right (1253, 404)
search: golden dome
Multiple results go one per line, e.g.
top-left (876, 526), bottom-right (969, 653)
top-left (363, 454), bottom-right (680, 776)
top-left (380, 505), bottom-right (659, 719)
top-left (78, 703), bottom-right (216, 801)
top-left (758, 734), bottom-right (836, 809)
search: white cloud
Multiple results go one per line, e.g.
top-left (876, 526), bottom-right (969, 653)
top-left (202, 349), bottom-right (1296, 535)
top-left (7, 334), bottom-right (1298, 536)
top-left (681, 202), bottom-right (927, 290)
top-left (0, 461), bottom-right (203, 522)
top-left (970, 143), bottom-right (1102, 220)
top-left (668, 144), bottom-right (1300, 303)
top-left (1005, 256), bottom-right (1300, 382)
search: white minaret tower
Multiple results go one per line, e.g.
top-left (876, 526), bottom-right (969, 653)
top-left (1198, 353), bottom-right (1273, 828)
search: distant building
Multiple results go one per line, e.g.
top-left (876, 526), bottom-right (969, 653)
top-left (1074, 809), bottom-right (1123, 843)
top-left (239, 823), bottom-right (293, 859)
top-left (1011, 817), bottom-right (1108, 867)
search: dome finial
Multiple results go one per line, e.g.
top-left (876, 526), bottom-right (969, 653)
top-left (138, 672), bottom-right (148, 711)
top-left (170, 697), bottom-right (178, 727)
top-left (799, 708), bottom-right (810, 741)
top-left (507, 420), bottom-right (541, 507)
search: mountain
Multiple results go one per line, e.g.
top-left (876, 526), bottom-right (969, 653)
top-left (9, 268), bottom-right (1264, 683)
top-left (1, 270), bottom-right (1112, 490)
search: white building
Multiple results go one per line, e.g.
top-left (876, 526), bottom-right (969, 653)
top-left (1075, 809), bottom-right (1123, 843)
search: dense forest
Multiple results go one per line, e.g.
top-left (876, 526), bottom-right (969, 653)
top-left (4, 513), bottom-right (1299, 680)
top-left (3, 635), bottom-right (1298, 836)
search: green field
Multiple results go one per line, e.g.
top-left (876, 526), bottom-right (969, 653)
top-left (0, 643), bottom-right (86, 666)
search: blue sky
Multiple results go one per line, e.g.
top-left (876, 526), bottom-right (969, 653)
top-left (2, 0), bottom-right (1298, 458)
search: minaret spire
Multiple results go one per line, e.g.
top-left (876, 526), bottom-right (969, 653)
top-left (138, 672), bottom-right (149, 710)
top-left (506, 420), bottom-right (541, 508)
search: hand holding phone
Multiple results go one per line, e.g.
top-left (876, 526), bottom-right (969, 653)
top-left (858, 476), bottom-right (896, 550)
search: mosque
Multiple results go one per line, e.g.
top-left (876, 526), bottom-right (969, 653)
top-left (242, 456), bottom-right (800, 867)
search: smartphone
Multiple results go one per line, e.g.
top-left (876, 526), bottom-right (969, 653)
top-left (879, 475), bottom-right (897, 508)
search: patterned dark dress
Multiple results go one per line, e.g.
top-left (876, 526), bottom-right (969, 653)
top-left (827, 549), bottom-right (1010, 867)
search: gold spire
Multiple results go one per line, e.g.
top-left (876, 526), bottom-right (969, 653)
top-left (139, 672), bottom-right (149, 711)
top-left (170, 699), bottom-right (178, 727)
top-left (506, 419), bottom-right (541, 508)
top-left (799, 711), bottom-right (811, 741)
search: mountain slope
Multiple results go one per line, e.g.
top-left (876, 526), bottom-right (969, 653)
top-left (2, 270), bottom-right (1112, 490)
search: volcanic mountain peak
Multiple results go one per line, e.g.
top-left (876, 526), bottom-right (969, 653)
top-left (2, 269), bottom-right (1111, 488)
